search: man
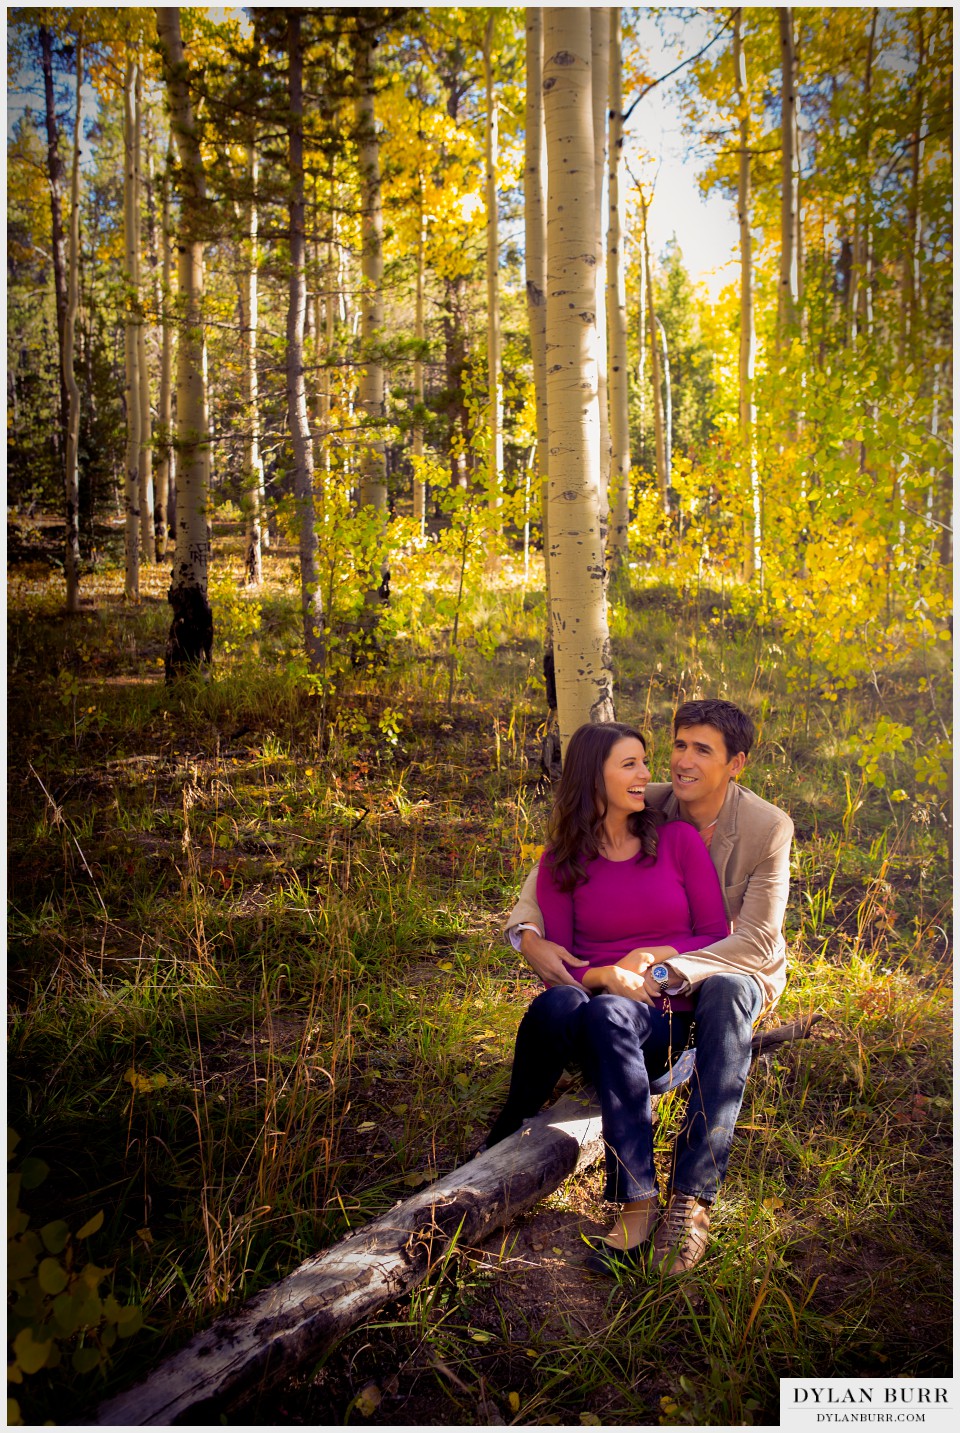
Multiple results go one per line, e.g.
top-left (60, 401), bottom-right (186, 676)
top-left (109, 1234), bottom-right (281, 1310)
top-left (497, 698), bottom-right (793, 1275)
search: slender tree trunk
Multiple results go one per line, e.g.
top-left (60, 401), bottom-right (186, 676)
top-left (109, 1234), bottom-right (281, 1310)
top-left (135, 66), bottom-right (155, 565)
top-left (64, 37), bottom-right (83, 614)
top-left (39, 24), bottom-right (68, 445)
top-left (355, 26), bottom-right (389, 611)
top-left (606, 7), bottom-right (629, 561)
top-left (734, 8), bottom-right (761, 580)
top-left (241, 141), bottom-right (263, 586)
top-left (901, 11), bottom-right (926, 356)
top-left (412, 188), bottom-right (426, 535)
top-left (543, 6), bottom-right (616, 752)
top-left (158, 137), bottom-right (176, 543)
top-left (777, 7), bottom-right (799, 341)
top-left (853, 9), bottom-right (878, 344)
top-left (123, 54), bottom-right (141, 602)
top-left (591, 8), bottom-right (610, 545)
top-left (525, 6), bottom-right (559, 775)
top-left (287, 14), bottom-right (325, 671)
top-left (640, 193), bottom-right (667, 512)
top-left (658, 317), bottom-right (672, 497)
top-left (144, 127), bottom-right (166, 555)
top-left (157, 8), bottom-right (214, 676)
top-left (483, 14), bottom-right (503, 518)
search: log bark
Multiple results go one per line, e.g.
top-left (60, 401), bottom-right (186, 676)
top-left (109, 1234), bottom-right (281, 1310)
top-left (88, 1015), bottom-right (820, 1424)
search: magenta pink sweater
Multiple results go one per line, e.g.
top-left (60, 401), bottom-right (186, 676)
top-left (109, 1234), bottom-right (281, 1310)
top-left (536, 822), bottom-right (729, 1010)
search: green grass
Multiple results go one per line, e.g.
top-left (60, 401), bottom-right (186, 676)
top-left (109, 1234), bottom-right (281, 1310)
top-left (6, 542), bottom-right (952, 1425)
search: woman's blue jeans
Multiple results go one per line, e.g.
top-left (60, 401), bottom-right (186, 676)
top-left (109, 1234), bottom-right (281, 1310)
top-left (486, 973), bottom-right (762, 1204)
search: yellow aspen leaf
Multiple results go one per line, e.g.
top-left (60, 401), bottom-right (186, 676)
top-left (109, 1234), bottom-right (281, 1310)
top-left (353, 1383), bottom-right (381, 1417)
top-left (508, 1392), bottom-right (520, 1413)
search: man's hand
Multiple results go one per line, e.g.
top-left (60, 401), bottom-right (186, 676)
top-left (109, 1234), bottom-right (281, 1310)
top-left (518, 928), bottom-right (587, 987)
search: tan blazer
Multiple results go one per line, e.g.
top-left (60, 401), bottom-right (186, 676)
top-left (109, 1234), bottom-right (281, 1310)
top-left (505, 780), bottom-right (794, 1015)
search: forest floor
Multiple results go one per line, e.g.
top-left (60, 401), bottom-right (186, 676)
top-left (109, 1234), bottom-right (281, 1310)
top-left (7, 519), bottom-right (953, 1427)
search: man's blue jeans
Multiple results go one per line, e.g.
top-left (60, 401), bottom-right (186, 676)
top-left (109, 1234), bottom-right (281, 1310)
top-left (487, 973), bottom-right (762, 1204)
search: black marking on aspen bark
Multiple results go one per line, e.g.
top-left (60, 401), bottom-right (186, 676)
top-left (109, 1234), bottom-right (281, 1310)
top-left (579, 312), bottom-right (595, 323)
top-left (552, 50), bottom-right (577, 66)
top-left (526, 280), bottom-right (546, 307)
top-left (542, 76), bottom-right (557, 91)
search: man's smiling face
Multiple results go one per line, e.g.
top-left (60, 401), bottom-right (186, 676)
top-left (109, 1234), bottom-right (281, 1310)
top-left (670, 723), bottom-right (746, 814)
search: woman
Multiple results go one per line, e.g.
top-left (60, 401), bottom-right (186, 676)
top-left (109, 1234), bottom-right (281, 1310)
top-left (485, 721), bottom-right (728, 1271)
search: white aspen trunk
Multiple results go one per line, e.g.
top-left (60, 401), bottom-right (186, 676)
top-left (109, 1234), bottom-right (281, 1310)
top-left (637, 244), bottom-right (645, 459)
top-left (606, 7), bottom-right (629, 560)
top-left (734, 9), bottom-right (761, 581)
top-left (318, 192), bottom-right (336, 513)
top-left (287, 13), bottom-right (324, 672)
top-left (525, 6), bottom-right (559, 773)
top-left (852, 10), bottom-right (878, 343)
top-left (157, 8), bottom-right (214, 675)
top-left (123, 53), bottom-right (141, 602)
top-left (591, 9), bottom-right (610, 541)
top-left (777, 7), bottom-right (799, 340)
top-left (144, 130), bottom-right (166, 555)
top-left (640, 194), bottom-right (667, 512)
top-left (158, 136), bottom-right (176, 543)
top-left (413, 192), bottom-right (426, 534)
top-left (64, 37), bottom-right (83, 614)
top-left (242, 141), bottom-right (263, 586)
top-left (657, 317), bottom-right (672, 496)
top-left (355, 27), bottom-right (389, 611)
top-left (483, 14), bottom-right (504, 517)
top-left (135, 68), bottom-right (155, 565)
top-left (901, 11), bottom-right (925, 355)
top-left (543, 6), bottom-right (616, 752)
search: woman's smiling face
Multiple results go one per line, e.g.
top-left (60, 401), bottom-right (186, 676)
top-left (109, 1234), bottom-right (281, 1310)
top-left (600, 736), bottom-right (650, 819)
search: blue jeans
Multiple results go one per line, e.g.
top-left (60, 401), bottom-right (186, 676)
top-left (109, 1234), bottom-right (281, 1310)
top-left (584, 972), bottom-right (762, 1202)
top-left (487, 973), bottom-right (761, 1204)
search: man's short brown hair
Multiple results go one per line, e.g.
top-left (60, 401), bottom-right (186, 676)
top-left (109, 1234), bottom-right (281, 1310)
top-left (673, 699), bottom-right (756, 761)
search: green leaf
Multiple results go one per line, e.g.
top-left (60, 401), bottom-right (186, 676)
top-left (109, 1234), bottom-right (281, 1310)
top-left (37, 1257), bottom-right (68, 1296)
top-left (52, 1292), bottom-right (80, 1337)
top-left (76, 1210), bottom-right (104, 1240)
top-left (74, 1291), bottom-right (104, 1328)
top-left (71, 1346), bottom-right (102, 1375)
top-left (20, 1157), bottom-right (49, 1191)
top-left (13, 1327), bottom-right (52, 1375)
top-left (40, 1220), bottom-right (69, 1254)
top-left (7, 1235), bottom-right (41, 1281)
top-left (116, 1305), bottom-right (143, 1337)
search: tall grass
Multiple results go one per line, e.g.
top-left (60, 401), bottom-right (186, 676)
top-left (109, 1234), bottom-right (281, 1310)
top-left (6, 545), bottom-right (951, 1424)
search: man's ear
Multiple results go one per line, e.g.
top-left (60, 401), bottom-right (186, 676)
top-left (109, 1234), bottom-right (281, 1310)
top-left (730, 751), bottom-right (747, 780)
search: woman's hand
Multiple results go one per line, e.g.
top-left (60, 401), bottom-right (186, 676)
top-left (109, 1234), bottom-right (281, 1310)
top-left (583, 965), bottom-right (657, 1004)
top-left (621, 944), bottom-right (678, 974)
top-left (518, 929), bottom-right (588, 987)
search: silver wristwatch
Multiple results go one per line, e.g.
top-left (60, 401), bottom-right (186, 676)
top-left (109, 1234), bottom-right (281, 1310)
top-left (650, 963), bottom-right (671, 993)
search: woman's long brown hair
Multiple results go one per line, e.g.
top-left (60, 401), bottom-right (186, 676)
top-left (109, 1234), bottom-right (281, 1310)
top-left (545, 722), bottom-right (663, 892)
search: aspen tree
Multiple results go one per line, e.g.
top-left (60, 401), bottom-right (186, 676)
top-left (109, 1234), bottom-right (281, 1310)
top-left (777, 7), bottom-right (799, 340)
top-left (135, 65), bottom-right (155, 564)
top-left (543, 6), bottom-right (615, 751)
top-left (144, 127), bottom-right (166, 554)
top-left (287, 13), bottom-right (324, 672)
top-left (590, 9), bottom-right (610, 538)
top-left (157, 8), bottom-right (214, 675)
top-left (413, 180), bottom-right (426, 534)
top-left (657, 317), bottom-right (672, 496)
top-left (640, 191), bottom-right (667, 512)
top-left (852, 9), bottom-right (878, 343)
top-left (241, 141), bottom-right (263, 586)
top-left (733, 8), bottom-right (761, 580)
top-left (901, 10), bottom-right (926, 356)
top-left (39, 25), bottom-right (68, 448)
top-left (525, 6), bottom-right (559, 773)
top-left (355, 23), bottom-right (389, 612)
top-left (483, 13), bottom-right (503, 518)
top-left (64, 35), bottom-right (83, 614)
top-left (606, 7), bottom-right (630, 561)
top-left (157, 137), bottom-right (176, 543)
top-left (122, 53), bottom-right (141, 602)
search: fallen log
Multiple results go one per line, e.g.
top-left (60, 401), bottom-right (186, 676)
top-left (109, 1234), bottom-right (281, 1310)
top-left (90, 1012), bottom-right (822, 1425)
top-left (89, 1092), bottom-right (605, 1426)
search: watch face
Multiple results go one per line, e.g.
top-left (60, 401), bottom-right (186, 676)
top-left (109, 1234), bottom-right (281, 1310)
top-left (651, 964), bottom-right (669, 985)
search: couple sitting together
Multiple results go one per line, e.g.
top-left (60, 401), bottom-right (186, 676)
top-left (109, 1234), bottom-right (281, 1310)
top-left (485, 698), bottom-right (793, 1277)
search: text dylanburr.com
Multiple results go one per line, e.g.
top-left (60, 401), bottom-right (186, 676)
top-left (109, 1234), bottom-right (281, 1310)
top-left (781, 1380), bottom-right (955, 1432)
